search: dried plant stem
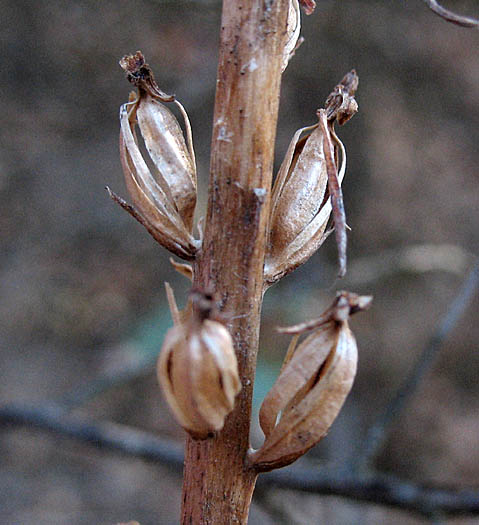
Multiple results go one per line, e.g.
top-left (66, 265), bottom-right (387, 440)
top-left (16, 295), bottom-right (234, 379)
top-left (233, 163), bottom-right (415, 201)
top-left (180, 1), bottom-right (289, 523)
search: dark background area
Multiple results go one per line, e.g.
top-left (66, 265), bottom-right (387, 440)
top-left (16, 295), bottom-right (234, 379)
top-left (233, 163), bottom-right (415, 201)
top-left (1, 1), bottom-right (478, 523)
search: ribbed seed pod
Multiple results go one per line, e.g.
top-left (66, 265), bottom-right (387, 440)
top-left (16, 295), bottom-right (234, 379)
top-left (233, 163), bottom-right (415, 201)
top-left (113, 51), bottom-right (198, 260)
top-left (265, 120), bottom-right (346, 284)
top-left (136, 93), bottom-right (196, 231)
top-left (157, 286), bottom-right (241, 439)
top-left (119, 103), bottom-right (196, 255)
top-left (268, 119), bottom-right (328, 258)
top-left (265, 71), bottom-right (358, 284)
top-left (250, 291), bottom-right (371, 471)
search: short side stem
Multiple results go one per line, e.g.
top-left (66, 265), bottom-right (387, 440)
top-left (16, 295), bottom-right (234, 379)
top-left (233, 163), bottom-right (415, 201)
top-left (181, 1), bottom-right (289, 523)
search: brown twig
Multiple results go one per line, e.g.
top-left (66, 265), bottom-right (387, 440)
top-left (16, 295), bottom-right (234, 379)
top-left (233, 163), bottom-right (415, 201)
top-left (423, 0), bottom-right (479, 28)
top-left (2, 403), bottom-right (479, 518)
top-left (354, 258), bottom-right (479, 472)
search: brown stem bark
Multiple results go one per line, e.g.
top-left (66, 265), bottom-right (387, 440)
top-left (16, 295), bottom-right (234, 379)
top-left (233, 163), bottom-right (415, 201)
top-left (181, 1), bottom-right (289, 523)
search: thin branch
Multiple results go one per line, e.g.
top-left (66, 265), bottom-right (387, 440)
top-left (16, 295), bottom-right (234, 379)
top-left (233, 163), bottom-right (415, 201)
top-left (258, 466), bottom-right (479, 518)
top-left (423, 0), bottom-right (479, 28)
top-left (1, 403), bottom-right (479, 517)
top-left (354, 258), bottom-right (479, 471)
top-left (0, 403), bottom-right (183, 467)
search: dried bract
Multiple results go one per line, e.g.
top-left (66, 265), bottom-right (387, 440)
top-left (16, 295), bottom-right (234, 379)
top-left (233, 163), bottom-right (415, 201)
top-left (113, 51), bottom-right (198, 259)
top-left (250, 291), bottom-right (371, 471)
top-left (157, 286), bottom-right (241, 439)
top-left (282, 0), bottom-right (301, 72)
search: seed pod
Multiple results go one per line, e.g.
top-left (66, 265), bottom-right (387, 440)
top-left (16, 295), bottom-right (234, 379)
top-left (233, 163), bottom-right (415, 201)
top-left (136, 93), bottom-right (197, 231)
top-left (265, 71), bottom-right (358, 285)
top-left (119, 103), bottom-right (196, 253)
top-left (157, 286), bottom-right (241, 439)
top-left (113, 51), bottom-right (198, 259)
top-left (250, 291), bottom-right (371, 471)
top-left (265, 120), bottom-right (345, 284)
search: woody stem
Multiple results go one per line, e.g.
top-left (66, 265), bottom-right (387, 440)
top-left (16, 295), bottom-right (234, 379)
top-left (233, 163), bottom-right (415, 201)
top-left (180, 1), bottom-right (289, 523)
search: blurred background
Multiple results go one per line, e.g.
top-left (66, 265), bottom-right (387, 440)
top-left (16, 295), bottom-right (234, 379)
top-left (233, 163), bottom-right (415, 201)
top-left (1, 0), bottom-right (478, 523)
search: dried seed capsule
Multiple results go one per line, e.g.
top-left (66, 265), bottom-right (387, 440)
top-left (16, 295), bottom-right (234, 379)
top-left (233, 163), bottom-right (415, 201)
top-left (250, 291), bottom-right (371, 471)
top-left (119, 103), bottom-right (196, 254)
top-left (265, 71), bottom-right (358, 284)
top-left (265, 119), bottom-right (344, 284)
top-left (268, 119), bottom-right (329, 261)
top-left (157, 286), bottom-right (241, 439)
top-left (136, 93), bottom-right (197, 232)
top-left (112, 51), bottom-right (198, 260)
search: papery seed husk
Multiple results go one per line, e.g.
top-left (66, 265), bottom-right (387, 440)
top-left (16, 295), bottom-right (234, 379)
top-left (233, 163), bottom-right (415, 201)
top-left (201, 321), bottom-right (242, 410)
top-left (252, 322), bottom-right (357, 470)
top-left (282, 0), bottom-right (301, 72)
top-left (269, 123), bottom-right (328, 261)
top-left (159, 326), bottom-right (220, 438)
top-left (119, 105), bottom-right (196, 253)
top-left (157, 307), bottom-right (241, 438)
top-left (265, 71), bottom-right (358, 285)
top-left (265, 129), bottom-right (346, 284)
top-left (187, 332), bottom-right (227, 430)
top-left (259, 322), bottom-right (337, 438)
top-left (121, 104), bottom-right (179, 223)
top-left (137, 95), bottom-right (197, 231)
top-left (157, 327), bottom-right (201, 432)
top-left (189, 321), bottom-right (241, 426)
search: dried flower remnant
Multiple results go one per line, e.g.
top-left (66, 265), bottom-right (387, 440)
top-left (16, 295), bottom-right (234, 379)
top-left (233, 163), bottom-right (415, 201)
top-left (157, 285), bottom-right (241, 439)
top-left (110, 51), bottom-right (198, 260)
top-left (324, 69), bottom-right (359, 125)
top-left (265, 71), bottom-right (358, 284)
top-left (250, 292), bottom-right (371, 471)
top-left (266, 119), bottom-right (330, 281)
top-left (299, 0), bottom-right (316, 15)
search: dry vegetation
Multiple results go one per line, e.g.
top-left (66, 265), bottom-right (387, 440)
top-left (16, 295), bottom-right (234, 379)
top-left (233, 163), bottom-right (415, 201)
top-left (1, 1), bottom-right (478, 523)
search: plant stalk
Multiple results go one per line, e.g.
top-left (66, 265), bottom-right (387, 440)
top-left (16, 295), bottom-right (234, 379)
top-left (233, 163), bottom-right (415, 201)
top-left (181, 1), bottom-right (289, 523)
